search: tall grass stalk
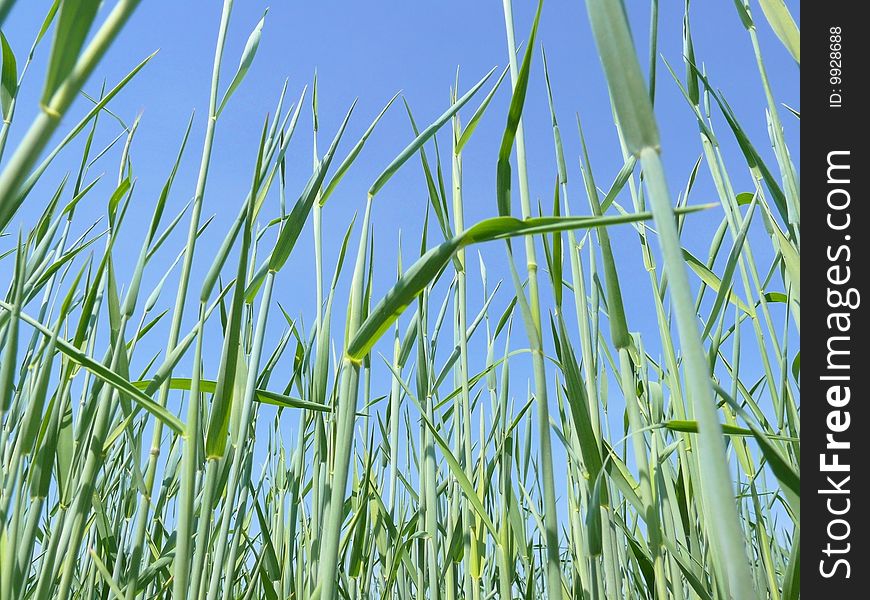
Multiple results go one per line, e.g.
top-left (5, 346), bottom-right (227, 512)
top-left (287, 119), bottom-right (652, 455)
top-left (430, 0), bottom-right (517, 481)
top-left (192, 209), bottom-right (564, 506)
top-left (500, 2), bottom-right (562, 597)
top-left (0, 1), bottom-right (798, 598)
top-left (167, 2), bottom-right (234, 595)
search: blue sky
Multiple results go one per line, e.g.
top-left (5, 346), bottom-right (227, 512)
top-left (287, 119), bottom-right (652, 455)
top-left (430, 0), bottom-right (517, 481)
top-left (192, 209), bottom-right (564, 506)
top-left (2, 1), bottom-right (799, 497)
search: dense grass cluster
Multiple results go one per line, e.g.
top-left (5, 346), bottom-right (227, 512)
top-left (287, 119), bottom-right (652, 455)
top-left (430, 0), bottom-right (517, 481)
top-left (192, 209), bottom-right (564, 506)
top-left (0, 0), bottom-right (799, 599)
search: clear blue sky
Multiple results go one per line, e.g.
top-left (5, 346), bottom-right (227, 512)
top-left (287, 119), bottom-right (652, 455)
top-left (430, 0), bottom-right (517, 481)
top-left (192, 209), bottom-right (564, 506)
top-left (3, 1), bottom-right (798, 487)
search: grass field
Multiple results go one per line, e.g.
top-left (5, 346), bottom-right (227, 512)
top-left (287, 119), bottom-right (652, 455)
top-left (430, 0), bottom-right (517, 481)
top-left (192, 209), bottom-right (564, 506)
top-left (0, 0), bottom-right (799, 598)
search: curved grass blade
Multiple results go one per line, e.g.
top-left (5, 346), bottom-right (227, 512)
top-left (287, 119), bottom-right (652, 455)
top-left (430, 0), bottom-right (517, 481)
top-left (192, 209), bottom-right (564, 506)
top-left (1, 301), bottom-right (185, 434)
top-left (348, 207), bottom-right (707, 360)
top-left (496, 0), bottom-right (542, 217)
top-left (757, 0), bottom-right (800, 63)
top-left (368, 67), bottom-right (496, 198)
top-left (216, 10), bottom-right (267, 116)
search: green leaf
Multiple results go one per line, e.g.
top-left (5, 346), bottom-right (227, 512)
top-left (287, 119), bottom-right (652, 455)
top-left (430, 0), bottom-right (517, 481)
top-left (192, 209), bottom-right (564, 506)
top-left (89, 548), bottom-right (126, 600)
top-left (770, 217), bottom-right (800, 304)
top-left (2, 301), bottom-right (185, 434)
top-left (497, 0), bottom-right (542, 216)
top-left (107, 177), bottom-right (132, 228)
top-left (735, 192), bottom-right (754, 205)
top-left (732, 0), bottom-right (754, 29)
top-left (661, 537), bottom-right (715, 600)
top-left (36, 1), bottom-right (63, 47)
top-left (268, 101), bottom-right (355, 272)
top-left (663, 420), bottom-right (797, 441)
top-left (715, 384), bottom-right (800, 518)
top-left (348, 207), bottom-right (707, 360)
top-left (252, 492), bottom-right (281, 578)
top-left (418, 409), bottom-right (498, 537)
top-left (541, 48), bottom-right (567, 184)
top-left (599, 155), bottom-right (637, 212)
top-left (585, 469), bottom-right (606, 555)
top-left (763, 291), bottom-right (787, 303)
top-left (682, 248), bottom-right (751, 313)
top-left (551, 181), bottom-right (563, 307)
top-left (217, 11), bottom-right (267, 116)
top-left (554, 317), bottom-right (603, 481)
top-left (41, 0), bottom-right (101, 105)
top-left (132, 378), bottom-right (330, 413)
top-left (700, 195), bottom-right (757, 339)
top-left (320, 92), bottom-right (400, 205)
top-left (456, 66), bottom-right (509, 154)
top-left (683, 0), bottom-right (700, 106)
top-left (577, 115), bottom-right (631, 348)
top-left (0, 30), bottom-right (17, 118)
top-left (368, 67), bottom-right (495, 198)
top-left (758, 0), bottom-right (800, 63)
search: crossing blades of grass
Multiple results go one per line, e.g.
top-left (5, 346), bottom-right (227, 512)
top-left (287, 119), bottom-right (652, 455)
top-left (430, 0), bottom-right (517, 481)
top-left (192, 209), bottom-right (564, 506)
top-left (0, 1), bottom-right (798, 598)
